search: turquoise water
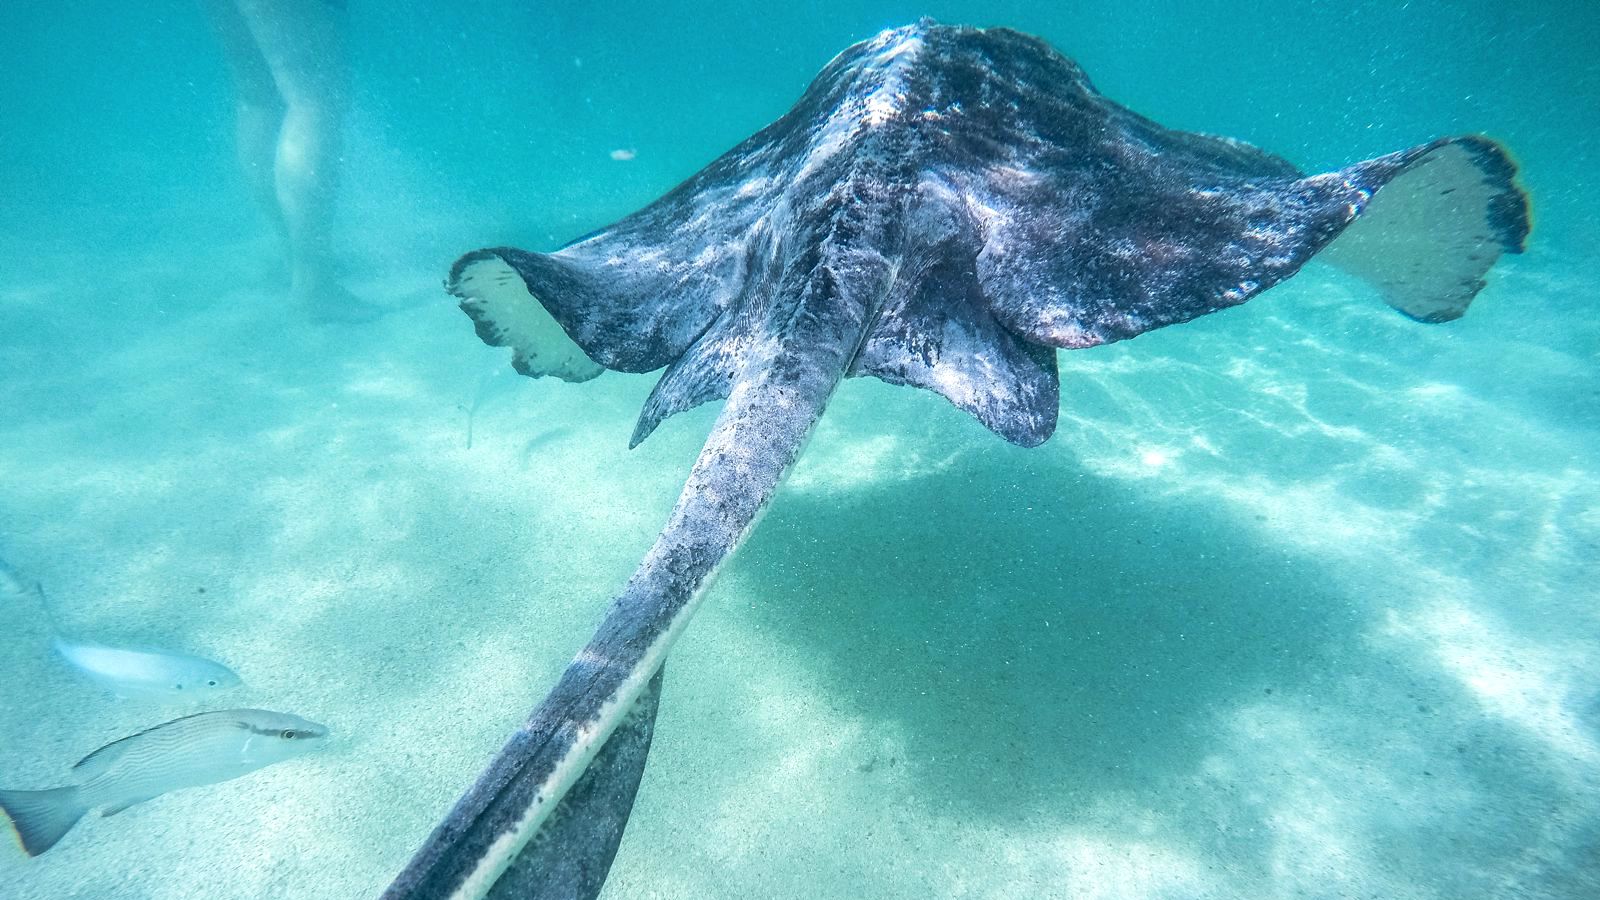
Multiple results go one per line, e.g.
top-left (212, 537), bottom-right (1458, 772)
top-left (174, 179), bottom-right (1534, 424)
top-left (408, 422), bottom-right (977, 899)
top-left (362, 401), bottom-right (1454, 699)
top-left (2, 2), bottom-right (1597, 898)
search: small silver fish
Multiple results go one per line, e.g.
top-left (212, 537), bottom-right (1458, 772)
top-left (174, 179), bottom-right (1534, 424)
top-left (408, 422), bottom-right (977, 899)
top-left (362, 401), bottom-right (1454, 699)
top-left (1, 554), bottom-right (242, 700)
top-left (0, 708), bottom-right (328, 855)
top-left (52, 639), bottom-right (243, 700)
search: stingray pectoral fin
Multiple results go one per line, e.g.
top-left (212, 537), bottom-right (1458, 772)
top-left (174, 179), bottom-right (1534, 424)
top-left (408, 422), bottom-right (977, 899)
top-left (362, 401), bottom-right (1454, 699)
top-left (485, 668), bottom-right (664, 900)
top-left (1321, 136), bottom-right (1530, 323)
top-left (449, 252), bottom-right (606, 383)
top-left (630, 343), bottom-right (737, 449)
top-left (968, 105), bottom-right (1527, 349)
top-left (449, 223), bottom-right (750, 375)
top-left (853, 242), bottom-right (1060, 448)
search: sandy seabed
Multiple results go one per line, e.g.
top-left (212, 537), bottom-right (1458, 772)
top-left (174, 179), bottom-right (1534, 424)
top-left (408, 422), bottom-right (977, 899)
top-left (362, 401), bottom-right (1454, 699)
top-left (0, 228), bottom-right (1596, 899)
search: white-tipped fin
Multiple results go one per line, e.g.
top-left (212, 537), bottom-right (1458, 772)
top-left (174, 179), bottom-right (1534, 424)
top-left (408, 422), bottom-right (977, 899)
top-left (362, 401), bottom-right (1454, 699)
top-left (450, 255), bottom-right (607, 383)
top-left (1323, 137), bottom-right (1528, 322)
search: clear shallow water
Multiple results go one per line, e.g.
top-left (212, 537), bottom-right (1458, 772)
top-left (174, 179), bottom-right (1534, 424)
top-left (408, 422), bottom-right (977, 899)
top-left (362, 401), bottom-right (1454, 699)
top-left (1, 2), bottom-right (1597, 898)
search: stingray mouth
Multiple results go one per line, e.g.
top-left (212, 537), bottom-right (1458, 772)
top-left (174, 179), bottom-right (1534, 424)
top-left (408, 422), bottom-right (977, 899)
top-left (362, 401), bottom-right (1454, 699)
top-left (448, 251), bottom-right (606, 383)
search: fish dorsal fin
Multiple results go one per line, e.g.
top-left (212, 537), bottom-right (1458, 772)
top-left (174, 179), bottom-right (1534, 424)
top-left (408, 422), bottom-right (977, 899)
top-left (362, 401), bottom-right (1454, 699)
top-left (72, 734), bottom-right (137, 779)
top-left (72, 711), bottom-right (220, 778)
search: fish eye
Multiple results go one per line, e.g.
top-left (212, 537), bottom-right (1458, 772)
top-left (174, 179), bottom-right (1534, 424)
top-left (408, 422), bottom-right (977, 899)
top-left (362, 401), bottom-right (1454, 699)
top-left (281, 729), bottom-right (297, 739)
top-left (207, 680), bottom-right (218, 687)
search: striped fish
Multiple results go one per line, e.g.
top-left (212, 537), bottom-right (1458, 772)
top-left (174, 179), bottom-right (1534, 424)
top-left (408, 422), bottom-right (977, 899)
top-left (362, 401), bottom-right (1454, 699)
top-left (0, 708), bottom-right (328, 855)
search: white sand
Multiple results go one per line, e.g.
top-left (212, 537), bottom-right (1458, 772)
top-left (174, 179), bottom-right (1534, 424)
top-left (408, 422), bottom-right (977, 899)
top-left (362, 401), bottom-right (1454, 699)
top-left (1, 229), bottom-right (1595, 900)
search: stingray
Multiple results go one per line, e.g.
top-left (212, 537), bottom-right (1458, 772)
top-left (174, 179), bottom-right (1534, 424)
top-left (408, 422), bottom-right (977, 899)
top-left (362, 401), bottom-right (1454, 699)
top-left (383, 21), bottom-right (1527, 899)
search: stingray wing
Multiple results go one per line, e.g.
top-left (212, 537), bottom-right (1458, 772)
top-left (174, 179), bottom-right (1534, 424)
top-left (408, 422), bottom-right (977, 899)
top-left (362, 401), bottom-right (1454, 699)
top-left (451, 22), bottom-right (1528, 448)
top-left (446, 33), bottom-right (917, 385)
top-left (851, 233), bottom-right (1060, 447)
top-left (449, 143), bottom-right (787, 376)
top-left (855, 25), bottom-right (1526, 448)
top-left (924, 27), bottom-right (1528, 350)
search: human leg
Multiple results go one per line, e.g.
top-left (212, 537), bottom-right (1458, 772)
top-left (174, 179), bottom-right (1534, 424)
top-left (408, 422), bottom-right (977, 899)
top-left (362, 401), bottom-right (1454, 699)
top-left (201, 0), bottom-right (289, 252)
top-left (235, 0), bottom-right (372, 317)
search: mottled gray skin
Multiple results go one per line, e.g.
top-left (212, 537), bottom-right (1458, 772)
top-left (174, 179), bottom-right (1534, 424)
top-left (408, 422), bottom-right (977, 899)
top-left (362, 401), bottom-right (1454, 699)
top-left (484, 670), bottom-right (663, 900)
top-left (386, 21), bottom-right (1527, 900)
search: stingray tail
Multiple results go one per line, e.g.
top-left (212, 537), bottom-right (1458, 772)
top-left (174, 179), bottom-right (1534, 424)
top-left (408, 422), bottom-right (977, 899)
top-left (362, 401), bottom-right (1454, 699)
top-left (384, 335), bottom-right (855, 899)
top-left (0, 786), bottom-right (87, 856)
top-left (1317, 135), bottom-right (1529, 323)
top-left (484, 667), bottom-right (665, 900)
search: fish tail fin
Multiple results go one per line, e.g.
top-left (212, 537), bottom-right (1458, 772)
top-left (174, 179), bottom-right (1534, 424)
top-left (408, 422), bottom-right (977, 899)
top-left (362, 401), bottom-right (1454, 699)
top-left (0, 786), bottom-right (88, 856)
